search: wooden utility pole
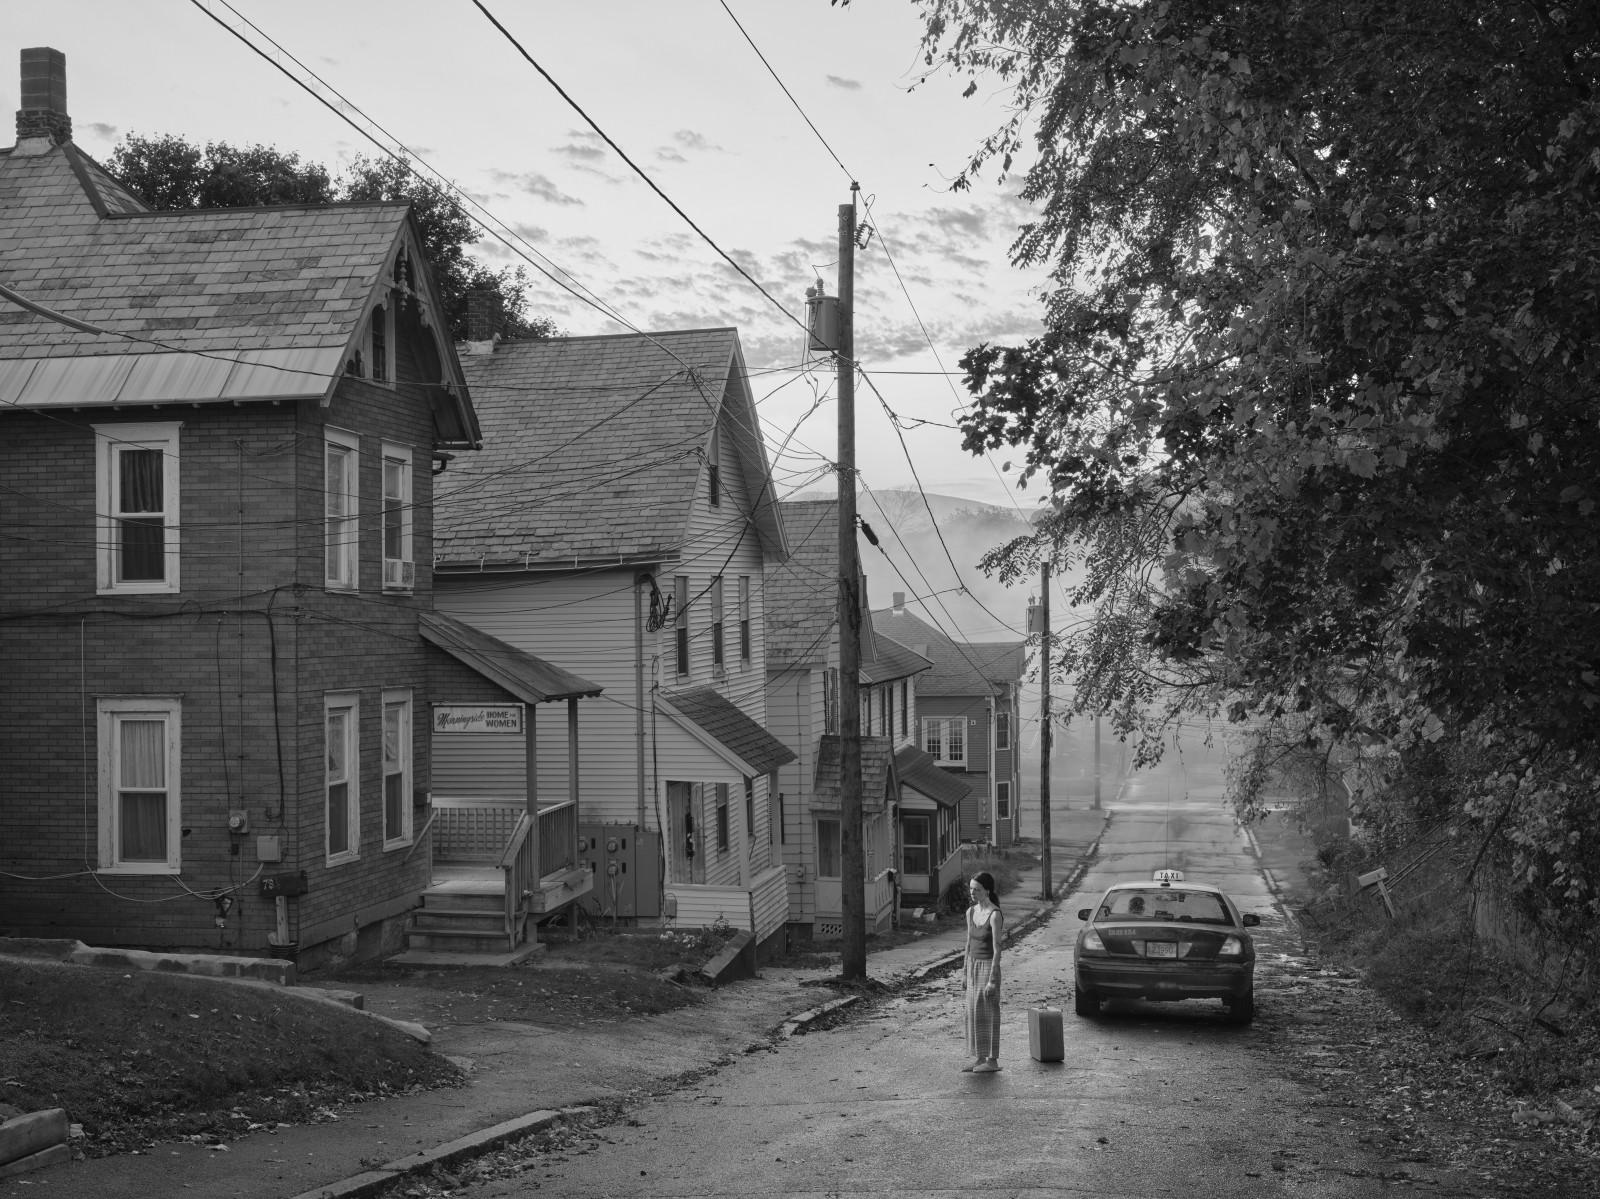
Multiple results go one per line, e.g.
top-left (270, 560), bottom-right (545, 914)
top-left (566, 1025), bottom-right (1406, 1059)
top-left (837, 186), bottom-right (866, 979)
top-left (1039, 560), bottom-right (1053, 900)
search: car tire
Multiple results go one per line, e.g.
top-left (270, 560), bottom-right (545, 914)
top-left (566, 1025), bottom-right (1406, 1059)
top-left (1226, 989), bottom-right (1255, 1024)
top-left (1073, 986), bottom-right (1100, 1018)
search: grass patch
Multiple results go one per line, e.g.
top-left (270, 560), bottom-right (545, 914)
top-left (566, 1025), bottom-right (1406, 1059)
top-left (0, 958), bottom-right (460, 1157)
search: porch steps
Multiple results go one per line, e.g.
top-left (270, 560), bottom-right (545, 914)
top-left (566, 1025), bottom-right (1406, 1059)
top-left (402, 877), bottom-right (539, 958)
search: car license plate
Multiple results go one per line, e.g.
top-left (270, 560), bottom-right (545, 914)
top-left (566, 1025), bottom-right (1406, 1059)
top-left (1145, 941), bottom-right (1177, 958)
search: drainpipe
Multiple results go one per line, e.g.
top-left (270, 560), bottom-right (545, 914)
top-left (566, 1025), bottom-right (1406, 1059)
top-left (635, 574), bottom-right (647, 830)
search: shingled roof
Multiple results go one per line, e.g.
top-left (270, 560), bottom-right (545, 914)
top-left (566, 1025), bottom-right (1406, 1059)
top-left (436, 330), bottom-right (785, 568)
top-left (812, 735), bottom-right (897, 814)
top-left (0, 56), bottom-right (473, 440)
top-left (656, 685), bottom-right (796, 776)
top-left (870, 606), bottom-right (1027, 697)
top-left (420, 611), bottom-right (602, 704)
top-left (895, 745), bottom-right (972, 810)
top-left (767, 499), bottom-right (931, 684)
top-left (767, 500), bottom-right (838, 666)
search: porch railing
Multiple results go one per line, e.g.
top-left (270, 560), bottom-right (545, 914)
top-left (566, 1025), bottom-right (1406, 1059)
top-left (538, 800), bottom-right (578, 878)
top-left (496, 812), bottom-right (536, 950)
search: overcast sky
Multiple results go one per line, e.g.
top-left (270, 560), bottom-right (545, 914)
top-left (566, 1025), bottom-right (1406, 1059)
top-left (10, 0), bottom-right (1052, 514)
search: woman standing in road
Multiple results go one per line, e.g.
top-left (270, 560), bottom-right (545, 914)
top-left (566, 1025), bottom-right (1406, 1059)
top-left (963, 871), bottom-right (1003, 1073)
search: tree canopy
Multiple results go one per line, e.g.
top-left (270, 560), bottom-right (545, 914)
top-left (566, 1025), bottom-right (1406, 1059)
top-left (106, 134), bottom-right (556, 342)
top-left (922, 1), bottom-right (1600, 924)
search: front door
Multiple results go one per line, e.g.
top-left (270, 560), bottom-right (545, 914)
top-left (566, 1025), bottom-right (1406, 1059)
top-left (900, 812), bottom-right (931, 897)
top-left (815, 816), bottom-right (841, 915)
top-left (667, 781), bottom-right (704, 884)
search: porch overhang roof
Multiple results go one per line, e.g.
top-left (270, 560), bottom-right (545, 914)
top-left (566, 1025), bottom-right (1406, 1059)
top-left (419, 610), bottom-right (602, 703)
top-left (655, 686), bottom-right (797, 777)
top-left (894, 745), bottom-right (971, 810)
top-left (811, 735), bottom-right (896, 814)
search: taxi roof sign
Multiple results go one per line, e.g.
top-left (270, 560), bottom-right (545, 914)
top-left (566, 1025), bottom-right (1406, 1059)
top-left (1153, 868), bottom-right (1185, 884)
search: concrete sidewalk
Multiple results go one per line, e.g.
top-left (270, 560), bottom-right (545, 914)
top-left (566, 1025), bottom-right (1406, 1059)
top-left (3, 812), bottom-right (1107, 1199)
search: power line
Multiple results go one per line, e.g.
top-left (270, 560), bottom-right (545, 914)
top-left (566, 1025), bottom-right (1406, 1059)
top-left (468, 0), bottom-right (813, 346)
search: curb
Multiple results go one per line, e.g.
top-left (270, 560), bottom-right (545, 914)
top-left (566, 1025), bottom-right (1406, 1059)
top-left (201, 836), bottom-right (1114, 1198)
top-left (286, 1107), bottom-right (588, 1199)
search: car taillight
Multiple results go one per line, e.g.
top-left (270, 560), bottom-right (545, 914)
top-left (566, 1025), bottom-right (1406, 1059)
top-left (1218, 936), bottom-right (1243, 956)
top-left (1081, 929), bottom-right (1106, 952)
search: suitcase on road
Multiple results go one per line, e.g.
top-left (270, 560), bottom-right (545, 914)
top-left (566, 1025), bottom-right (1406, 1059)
top-left (1028, 1005), bottom-right (1064, 1062)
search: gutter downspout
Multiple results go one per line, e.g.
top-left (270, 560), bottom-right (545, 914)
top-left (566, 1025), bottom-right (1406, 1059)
top-left (635, 574), bottom-right (647, 830)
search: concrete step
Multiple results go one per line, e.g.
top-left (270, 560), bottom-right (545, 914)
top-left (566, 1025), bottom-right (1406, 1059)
top-left (405, 926), bottom-right (517, 954)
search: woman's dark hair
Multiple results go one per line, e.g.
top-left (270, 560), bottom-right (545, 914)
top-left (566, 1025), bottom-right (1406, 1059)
top-left (972, 871), bottom-right (1000, 908)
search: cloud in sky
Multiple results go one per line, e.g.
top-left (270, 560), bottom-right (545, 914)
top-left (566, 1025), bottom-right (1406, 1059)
top-left (826, 75), bottom-right (863, 90)
top-left (487, 169), bottom-right (585, 207)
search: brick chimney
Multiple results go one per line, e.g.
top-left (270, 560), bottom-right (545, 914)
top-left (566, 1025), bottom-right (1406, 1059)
top-left (463, 285), bottom-right (498, 355)
top-left (16, 48), bottom-right (71, 145)
top-left (892, 591), bottom-right (906, 613)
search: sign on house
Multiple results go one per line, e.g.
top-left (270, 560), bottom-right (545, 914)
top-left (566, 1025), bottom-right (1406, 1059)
top-left (432, 704), bottom-right (525, 734)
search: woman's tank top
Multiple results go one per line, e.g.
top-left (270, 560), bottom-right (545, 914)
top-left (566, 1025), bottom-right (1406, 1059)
top-left (970, 910), bottom-right (995, 957)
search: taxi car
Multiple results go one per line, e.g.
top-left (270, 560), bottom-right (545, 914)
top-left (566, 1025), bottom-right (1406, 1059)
top-left (1073, 870), bottom-right (1261, 1023)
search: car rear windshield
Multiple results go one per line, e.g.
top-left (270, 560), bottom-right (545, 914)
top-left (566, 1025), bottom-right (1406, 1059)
top-left (1098, 888), bottom-right (1234, 925)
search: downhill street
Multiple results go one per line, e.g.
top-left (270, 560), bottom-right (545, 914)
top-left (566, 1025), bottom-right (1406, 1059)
top-left (425, 758), bottom-right (1493, 1198)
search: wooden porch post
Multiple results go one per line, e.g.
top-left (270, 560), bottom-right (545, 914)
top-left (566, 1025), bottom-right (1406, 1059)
top-left (524, 703), bottom-right (540, 862)
top-left (568, 697), bottom-right (580, 861)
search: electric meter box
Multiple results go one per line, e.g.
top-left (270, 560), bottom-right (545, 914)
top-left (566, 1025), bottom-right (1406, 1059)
top-left (578, 823), bottom-right (662, 919)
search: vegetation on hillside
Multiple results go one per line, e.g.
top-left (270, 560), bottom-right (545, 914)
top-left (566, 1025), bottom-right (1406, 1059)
top-left (919, 0), bottom-right (1600, 934)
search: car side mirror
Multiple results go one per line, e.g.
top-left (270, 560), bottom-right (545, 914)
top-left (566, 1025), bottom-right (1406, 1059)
top-left (1077, 908), bottom-right (1091, 920)
top-left (1241, 912), bottom-right (1261, 927)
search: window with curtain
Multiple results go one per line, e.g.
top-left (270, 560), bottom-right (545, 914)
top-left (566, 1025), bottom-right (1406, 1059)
top-left (94, 423), bottom-right (180, 595)
top-left (382, 691), bottom-right (412, 847)
top-left (326, 695), bottom-right (360, 863)
top-left (325, 430), bottom-right (360, 590)
top-left (97, 698), bottom-right (180, 871)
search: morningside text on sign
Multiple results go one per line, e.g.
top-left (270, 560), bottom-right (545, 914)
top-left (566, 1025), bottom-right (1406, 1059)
top-left (432, 705), bottom-right (525, 734)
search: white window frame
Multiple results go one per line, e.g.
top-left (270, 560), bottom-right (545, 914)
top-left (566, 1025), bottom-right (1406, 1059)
top-left (381, 443), bottom-right (414, 592)
top-left (382, 689), bottom-right (413, 849)
top-left (923, 717), bottom-right (967, 767)
top-left (325, 428), bottom-right (360, 591)
top-left (97, 697), bottom-right (182, 873)
top-left (325, 693), bottom-right (361, 865)
top-left (94, 421), bottom-right (181, 595)
top-left (996, 710), bottom-right (1011, 751)
top-left (996, 780), bottom-right (1012, 821)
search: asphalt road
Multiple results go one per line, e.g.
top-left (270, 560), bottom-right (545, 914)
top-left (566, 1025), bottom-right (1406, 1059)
top-left (431, 755), bottom-right (1492, 1197)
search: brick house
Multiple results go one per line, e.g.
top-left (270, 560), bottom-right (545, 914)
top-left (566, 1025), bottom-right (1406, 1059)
top-left (432, 329), bottom-right (795, 954)
top-left (871, 596), bottom-right (1027, 848)
top-left (0, 49), bottom-right (598, 968)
